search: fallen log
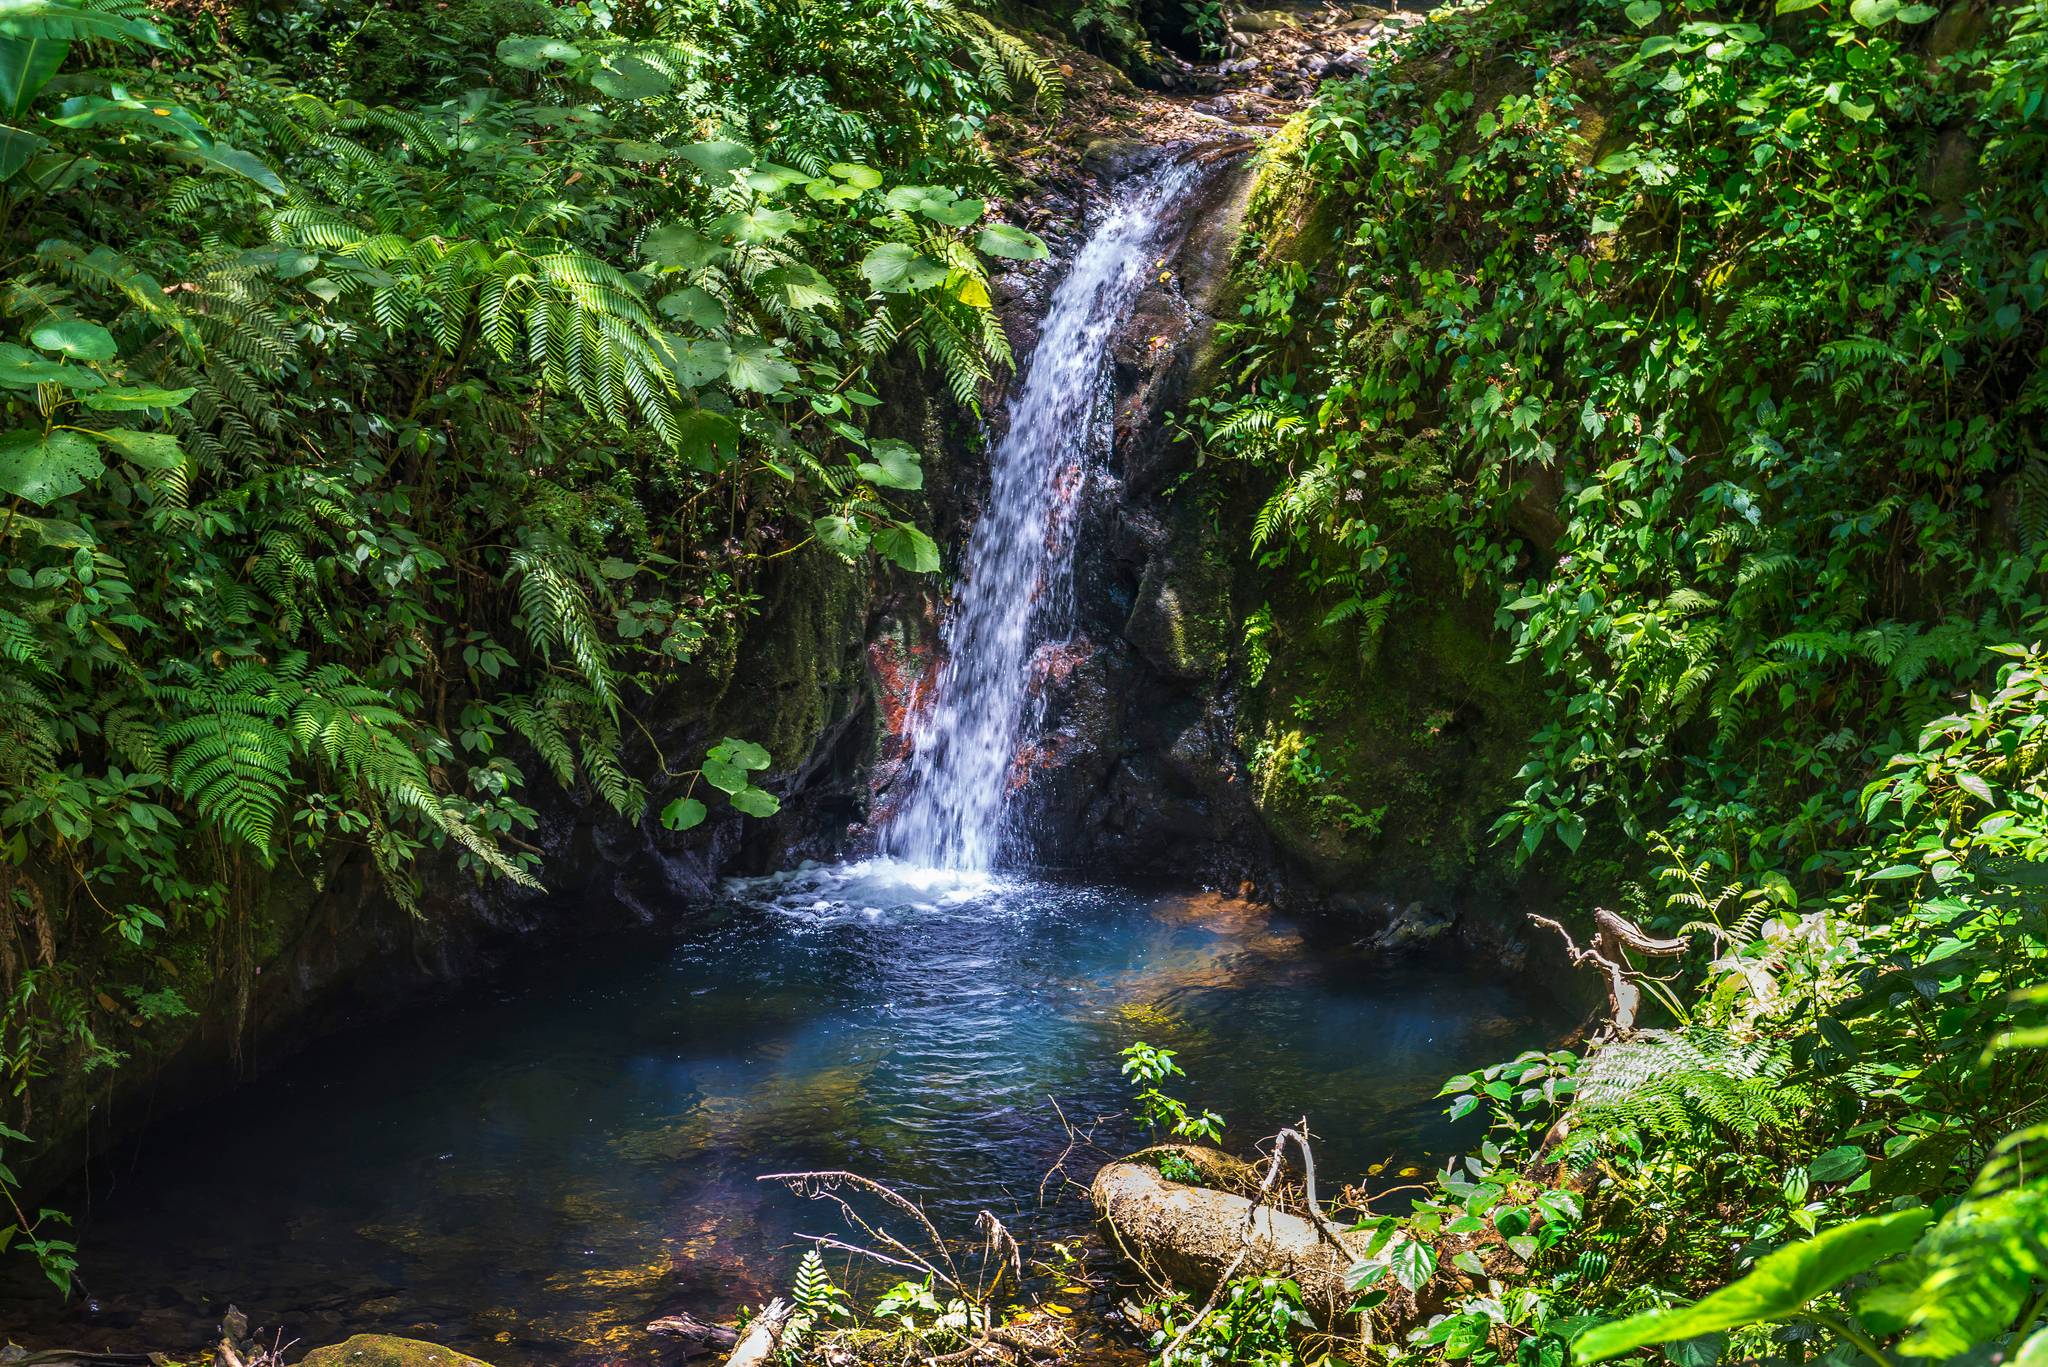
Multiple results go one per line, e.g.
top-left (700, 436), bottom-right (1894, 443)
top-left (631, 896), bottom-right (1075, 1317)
top-left (724, 1298), bottom-right (794, 1367)
top-left (647, 1310), bottom-right (739, 1358)
top-left (1090, 1154), bottom-right (1366, 1328)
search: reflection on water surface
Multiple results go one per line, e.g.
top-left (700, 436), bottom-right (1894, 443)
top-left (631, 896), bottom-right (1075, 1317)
top-left (2, 863), bottom-right (1564, 1363)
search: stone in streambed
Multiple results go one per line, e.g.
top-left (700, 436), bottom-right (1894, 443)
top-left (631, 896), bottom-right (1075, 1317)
top-left (298, 1335), bottom-right (495, 1367)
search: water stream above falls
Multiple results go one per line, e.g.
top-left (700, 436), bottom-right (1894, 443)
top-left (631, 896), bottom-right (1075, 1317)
top-left (2, 868), bottom-right (1565, 1362)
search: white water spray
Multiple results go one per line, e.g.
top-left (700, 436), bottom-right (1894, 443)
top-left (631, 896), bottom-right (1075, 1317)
top-left (886, 161), bottom-right (1199, 872)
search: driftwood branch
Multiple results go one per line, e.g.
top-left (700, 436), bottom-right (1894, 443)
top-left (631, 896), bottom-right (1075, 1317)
top-left (723, 1298), bottom-right (793, 1367)
top-left (760, 1169), bottom-right (964, 1292)
top-left (1529, 906), bottom-right (1693, 1036)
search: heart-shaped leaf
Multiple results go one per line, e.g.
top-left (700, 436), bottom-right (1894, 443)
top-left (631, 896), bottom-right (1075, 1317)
top-left (643, 223), bottom-right (725, 269)
top-left (860, 242), bottom-right (948, 294)
top-left (664, 336), bottom-right (731, 387)
top-left (873, 521), bottom-right (940, 574)
top-left (729, 785), bottom-right (779, 817)
top-left (920, 195), bottom-right (984, 227)
top-left (700, 756), bottom-right (747, 794)
top-left (677, 140), bottom-right (752, 173)
top-left (0, 342), bottom-right (101, 389)
top-left (813, 512), bottom-right (871, 555)
top-left (856, 438), bottom-right (922, 490)
top-left (30, 317), bottom-right (114, 361)
top-left (658, 286), bottom-right (727, 331)
top-left (659, 797), bottom-right (706, 831)
top-left (724, 337), bottom-right (798, 394)
top-left (495, 35), bottom-right (581, 68)
top-left (672, 407), bottom-right (740, 470)
top-left (976, 222), bottom-right (1049, 260)
top-left (591, 53), bottom-right (670, 100)
top-left (709, 737), bottom-right (771, 771)
top-left (91, 427), bottom-right (182, 468)
top-left (828, 162), bottom-right (882, 189)
top-left (0, 426), bottom-right (104, 502)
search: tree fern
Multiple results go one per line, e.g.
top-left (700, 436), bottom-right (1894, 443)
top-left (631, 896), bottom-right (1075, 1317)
top-left (152, 661), bottom-right (293, 855)
top-left (1562, 1027), bottom-right (1807, 1165)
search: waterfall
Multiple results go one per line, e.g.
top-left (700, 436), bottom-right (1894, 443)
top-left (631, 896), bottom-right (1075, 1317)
top-left (886, 160), bottom-right (1199, 872)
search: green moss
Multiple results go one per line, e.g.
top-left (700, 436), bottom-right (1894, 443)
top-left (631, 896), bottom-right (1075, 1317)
top-left (299, 1335), bottom-right (496, 1367)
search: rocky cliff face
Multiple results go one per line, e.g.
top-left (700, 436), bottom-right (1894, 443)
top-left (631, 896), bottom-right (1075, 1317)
top-left (883, 138), bottom-right (1548, 961)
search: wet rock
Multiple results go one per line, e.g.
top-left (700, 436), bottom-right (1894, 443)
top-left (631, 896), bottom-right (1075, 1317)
top-left (1080, 136), bottom-right (1159, 183)
top-left (298, 1336), bottom-right (494, 1367)
top-left (1233, 8), bottom-right (1303, 31)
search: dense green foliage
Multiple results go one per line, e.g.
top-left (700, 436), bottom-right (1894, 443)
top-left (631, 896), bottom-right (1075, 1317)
top-left (0, 0), bottom-right (1061, 1286)
top-left (1183, 0), bottom-right (2048, 1362)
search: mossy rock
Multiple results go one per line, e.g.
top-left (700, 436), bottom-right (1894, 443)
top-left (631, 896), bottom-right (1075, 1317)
top-left (298, 1335), bottom-right (495, 1367)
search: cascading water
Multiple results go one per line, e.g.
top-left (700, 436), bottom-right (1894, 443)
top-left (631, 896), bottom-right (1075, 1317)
top-left (886, 160), bottom-right (1199, 872)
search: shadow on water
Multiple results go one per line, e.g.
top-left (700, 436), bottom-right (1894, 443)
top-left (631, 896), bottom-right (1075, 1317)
top-left (1, 866), bottom-right (1569, 1363)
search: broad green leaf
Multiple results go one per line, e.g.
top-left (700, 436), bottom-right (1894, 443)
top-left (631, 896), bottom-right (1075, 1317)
top-left (861, 242), bottom-right (948, 294)
top-left (884, 184), bottom-right (955, 214)
top-left (30, 318), bottom-right (113, 361)
top-left (671, 407), bottom-right (740, 470)
top-left (715, 206), bottom-right (798, 244)
top-left (1774, 0), bottom-right (1824, 11)
top-left (1574, 1209), bottom-right (1933, 1362)
top-left (176, 140), bottom-right (285, 194)
top-left (1391, 1238), bottom-right (1438, 1293)
top-left (659, 797), bottom-right (706, 831)
top-left (1850, 0), bottom-right (1898, 25)
top-left (91, 427), bottom-right (182, 468)
top-left (856, 438), bottom-right (923, 491)
top-left (1625, 0), bottom-right (1661, 25)
top-left (710, 737), bottom-right (771, 771)
top-left (643, 223), bottom-right (725, 268)
top-left (977, 222), bottom-right (1049, 260)
top-left (759, 265), bottom-right (837, 312)
top-left (1807, 1146), bottom-right (1868, 1184)
top-left (665, 336), bottom-right (731, 387)
top-left (658, 286), bottom-right (726, 331)
top-left (2014, 1327), bottom-right (2048, 1367)
top-left (494, 35), bottom-right (581, 68)
top-left (82, 384), bottom-right (194, 411)
top-left (1663, 1334), bottom-right (1728, 1367)
top-left (50, 89), bottom-right (206, 138)
top-left (873, 521), bottom-right (940, 574)
top-left (744, 163), bottom-right (811, 193)
top-left (729, 785), bottom-right (779, 818)
top-left (0, 120), bottom-right (47, 180)
top-left (0, 32), bottom-right (67, 117)
top-left (804, 179), bottom-right (863, 204)
top-left (700, 757), bottom-right (747, 794)
top-left (0, 1), bottom-right (167, 48)
top-left (920, 195), bottom-right (984, 227)
top-left (677, 140), bottom-right (752, 173)
top-left (724, 337), bottom-right (798, 394)
top-left (828, 161), bottom-right (882, 189)
top-left (612, 139), bottom-right (672, 163)
top-left (0, 342), bottom-right (101, 388)
top-left (590, 54), bottom-right (670, 100)
top-left (0, 426), bottom-right (103, 502)
top-left (813, 513), bottom-right (870, 555)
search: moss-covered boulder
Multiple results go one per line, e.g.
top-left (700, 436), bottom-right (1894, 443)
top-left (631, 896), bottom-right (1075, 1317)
top-left (298, 1335), bottom-right (495, 1367)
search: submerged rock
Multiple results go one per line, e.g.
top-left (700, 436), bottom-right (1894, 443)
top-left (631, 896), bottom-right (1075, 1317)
top-left (298, 1336), bottom-right (494, 1367)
